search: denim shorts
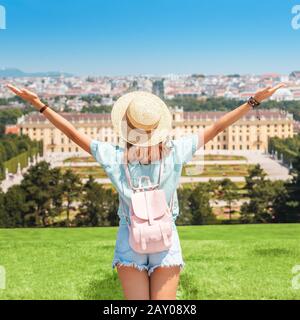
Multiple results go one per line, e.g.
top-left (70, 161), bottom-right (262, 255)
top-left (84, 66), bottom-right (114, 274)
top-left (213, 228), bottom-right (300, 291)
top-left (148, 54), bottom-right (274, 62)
top-left (112, 220), bottom-right (185, 276)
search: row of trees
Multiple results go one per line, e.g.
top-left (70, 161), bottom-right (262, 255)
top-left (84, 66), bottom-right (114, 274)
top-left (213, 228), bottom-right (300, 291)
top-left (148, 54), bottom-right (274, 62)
top-left (1, 154), bottom-right (300, 228)
top-left (269, 135), bottom-right (300, 167)
top-left (77, 97), bottom-right (300, 123)
top-left (0, 134), bottom-right (42, 180)
top-left (177, 162), bottom-right (300, 225)
top-left (165, 97), bottom-right (300, 121)
top-left (0, 161), bottom-right (119, 227)
top-left (0, 100), bottom-right (35, 134)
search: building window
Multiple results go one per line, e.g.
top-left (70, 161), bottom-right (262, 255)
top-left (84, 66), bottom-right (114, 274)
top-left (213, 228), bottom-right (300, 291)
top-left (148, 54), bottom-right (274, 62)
top-left (105, 137), bottom-right (108, 142)
top-left (217, 145), bottom-right (220, 150)
top-left (257, 145), bottom-right (260, 150)
top-left (61, 138), bottom-right (64, 143)
top-left (61, 147), bottom-right (64, 152)
top-left (51, 147), bottom-right (54, 153)
top-left (223, 145), bottom-right (227, 150)
top-left (211, 145), bottom-right (214, 150)
top-left (247, 145), bottom-right (250, 150)
top-left (233, 145), bottom-right (235, 150)
top-left (223, 136), bottom-right (226, 141)
top-left (239, 136), bottom-right (242, 141)
top-left (75, 147), bottom-right (78, 152)
top-left (69, 147), bottom-right (72, 152)
top-left (240, 145), bottom-right (242, 150)
top-left (246, 136), bottom-right (249, 141)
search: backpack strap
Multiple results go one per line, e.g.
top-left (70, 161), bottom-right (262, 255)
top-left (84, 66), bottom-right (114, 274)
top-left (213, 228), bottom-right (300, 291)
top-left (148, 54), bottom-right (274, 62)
top-left (120, 150), bottom-right (175, 226)
top-left (123, 152), bottom-right (164, 192)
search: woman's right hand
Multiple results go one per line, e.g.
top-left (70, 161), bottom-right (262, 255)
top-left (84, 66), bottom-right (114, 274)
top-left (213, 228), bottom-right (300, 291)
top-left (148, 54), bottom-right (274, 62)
top-left (6, 84), bottom-right (43, 109)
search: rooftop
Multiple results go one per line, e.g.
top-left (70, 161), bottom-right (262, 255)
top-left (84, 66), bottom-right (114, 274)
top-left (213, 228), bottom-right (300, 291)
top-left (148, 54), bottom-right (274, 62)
top-left (19, 109), bottom-right (293, 124)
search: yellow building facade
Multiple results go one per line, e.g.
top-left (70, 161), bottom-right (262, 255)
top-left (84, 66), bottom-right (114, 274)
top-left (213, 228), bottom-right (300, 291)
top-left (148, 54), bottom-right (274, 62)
top-left (16, 108), bottom-right (294, 155)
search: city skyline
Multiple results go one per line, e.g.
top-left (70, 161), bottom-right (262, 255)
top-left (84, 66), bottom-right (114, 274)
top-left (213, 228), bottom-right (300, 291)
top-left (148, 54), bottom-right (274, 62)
top-left (1, 67), bottom-right (300, 78)
top-left (0, 0), bottom-right (299, 76)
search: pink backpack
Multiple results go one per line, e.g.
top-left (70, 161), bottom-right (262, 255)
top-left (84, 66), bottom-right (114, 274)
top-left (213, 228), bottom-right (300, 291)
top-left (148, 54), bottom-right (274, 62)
top-left (121, 159), bottom-right (174, 254)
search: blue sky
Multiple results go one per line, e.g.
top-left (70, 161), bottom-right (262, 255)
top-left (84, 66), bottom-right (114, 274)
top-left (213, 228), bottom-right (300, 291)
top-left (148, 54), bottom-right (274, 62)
top-left (0, 0), bottom-right (299, 76)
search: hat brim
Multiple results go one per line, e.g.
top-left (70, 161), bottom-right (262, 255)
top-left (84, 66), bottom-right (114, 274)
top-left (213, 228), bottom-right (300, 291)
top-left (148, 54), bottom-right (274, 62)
top-left (111, 91), bottom-right (172, 147)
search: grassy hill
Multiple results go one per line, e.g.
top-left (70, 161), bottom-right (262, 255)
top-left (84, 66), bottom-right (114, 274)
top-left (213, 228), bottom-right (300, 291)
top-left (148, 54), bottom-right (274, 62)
top-left (1, 224), bottom-right (300, 300)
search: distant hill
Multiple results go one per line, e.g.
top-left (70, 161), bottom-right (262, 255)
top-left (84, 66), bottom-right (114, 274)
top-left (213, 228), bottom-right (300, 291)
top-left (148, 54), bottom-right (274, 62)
top-left (0, 68), bottom-right (73, 78)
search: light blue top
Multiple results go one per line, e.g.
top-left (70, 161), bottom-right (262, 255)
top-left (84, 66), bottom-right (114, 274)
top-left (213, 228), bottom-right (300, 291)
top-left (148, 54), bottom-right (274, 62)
top-left (90, 134), bottom-right (199, 225)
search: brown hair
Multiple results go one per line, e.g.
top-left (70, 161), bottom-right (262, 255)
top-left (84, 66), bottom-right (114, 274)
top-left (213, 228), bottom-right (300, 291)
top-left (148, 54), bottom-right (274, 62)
top-left (125, 141), bottom-right (171, 164)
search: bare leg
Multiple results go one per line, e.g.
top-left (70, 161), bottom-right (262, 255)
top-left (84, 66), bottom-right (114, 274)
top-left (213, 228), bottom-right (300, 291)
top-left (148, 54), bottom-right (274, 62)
top-left (149, 266), bottom-right (181, 300)
top-left (116, 264), bottom-right (150, 300)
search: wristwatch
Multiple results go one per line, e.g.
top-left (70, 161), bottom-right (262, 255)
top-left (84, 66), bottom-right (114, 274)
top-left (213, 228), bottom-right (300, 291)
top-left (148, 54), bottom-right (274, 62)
top-left (39, 104), bottom-right (49, 113)
top-left (247, 97), bottom-right (261, 120)
top-left (247, 96), bottom-right (261, 108)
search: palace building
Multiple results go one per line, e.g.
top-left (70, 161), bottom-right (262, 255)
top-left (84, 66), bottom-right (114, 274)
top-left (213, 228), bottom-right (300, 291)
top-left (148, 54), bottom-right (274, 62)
top-left (14, 108), bottom-right (294, 156)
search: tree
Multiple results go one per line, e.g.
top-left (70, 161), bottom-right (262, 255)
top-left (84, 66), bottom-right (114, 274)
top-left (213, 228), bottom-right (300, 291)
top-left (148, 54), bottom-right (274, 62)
top-left (2, 185), bottom-right (29, 227)
top-left (189, 183), bottom-right (216, 225)
top-left (0, 188), bottom-right (6, 227)
top-left (177, 187), bottom-right (194, 225)
top-left (60, 169), bottom-right (82, 226)
top-left (20, 161), bottom-right (63, 226)
top-left (77, 176), bottom-right (112, 226)
top-left (244, 164), bottom-right (267, 191)
top-left (273, 152), bottom-right (300, 222)
top-left (217, 179), bottom-right (239, 222)
top-left (240, 165), bottom-right (285, 223)
top-left (106, 187), bottom-right (119, 226)
top-left (288, 152), bottom-right (300, 213)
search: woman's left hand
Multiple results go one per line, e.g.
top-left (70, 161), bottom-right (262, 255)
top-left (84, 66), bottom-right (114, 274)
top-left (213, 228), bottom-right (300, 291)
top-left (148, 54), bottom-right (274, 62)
top-left (254, 83), bottom-right (287, 103)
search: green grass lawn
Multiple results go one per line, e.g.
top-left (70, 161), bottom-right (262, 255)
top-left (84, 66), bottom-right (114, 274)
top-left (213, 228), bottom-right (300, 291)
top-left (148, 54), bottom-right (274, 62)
top-left (202, 155), bottom-right (247, 161)
top-left (63, 156), bottom-right (95, 163)
top-left (1, 224), bottom-right (300, 300)
top-left (61, 164), bottom-right (255, 179)
top-left (183, 164), bottom-right (255, 177)
top-left (64, 155), bottom-right (247, 163)
top-left (59, 166), bottom-right (107, 178)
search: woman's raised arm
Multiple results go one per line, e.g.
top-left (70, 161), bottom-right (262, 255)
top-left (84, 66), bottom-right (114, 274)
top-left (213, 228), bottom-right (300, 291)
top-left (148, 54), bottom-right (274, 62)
top-left (199, 83), bottom-right (286, 147)
top-left (7, 84), bottom-right (92, 154)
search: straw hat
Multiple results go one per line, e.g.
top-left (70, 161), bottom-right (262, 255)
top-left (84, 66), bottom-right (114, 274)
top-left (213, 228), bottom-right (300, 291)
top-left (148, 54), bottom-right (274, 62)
top-left (111, 91), bottom-right (172, 147)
